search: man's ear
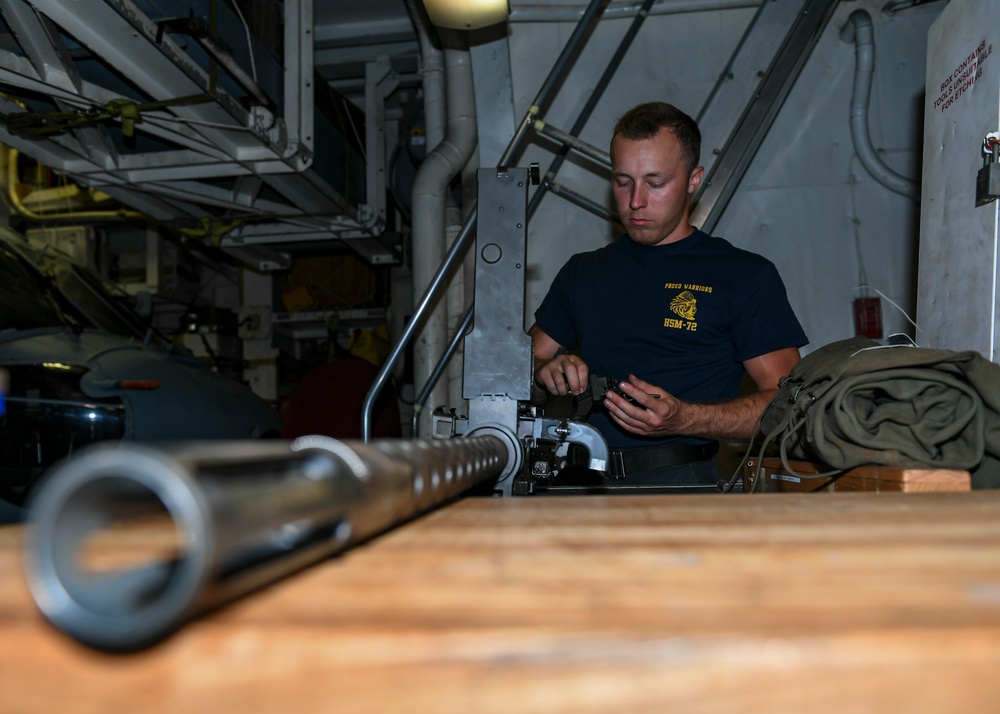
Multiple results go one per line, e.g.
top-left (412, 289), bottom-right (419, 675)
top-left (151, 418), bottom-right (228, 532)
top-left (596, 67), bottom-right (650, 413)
top-left (688, 166), bottom-right (705, 195)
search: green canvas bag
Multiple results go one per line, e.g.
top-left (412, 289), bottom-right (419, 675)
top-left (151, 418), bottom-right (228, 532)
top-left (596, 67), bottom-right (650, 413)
top-left (759, 336), bottom-right (1000, 489)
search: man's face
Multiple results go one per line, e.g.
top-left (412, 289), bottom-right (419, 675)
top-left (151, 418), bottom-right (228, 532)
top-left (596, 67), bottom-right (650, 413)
top-left (611, 128), bottom-right (703, 246)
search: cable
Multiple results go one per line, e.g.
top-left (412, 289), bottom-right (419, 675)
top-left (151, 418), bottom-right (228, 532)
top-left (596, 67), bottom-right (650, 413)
top-left (225, 0), bottom-right (259, 84)
top-left (856, 283), bottom-right (922, 336)
top-left (733, 381), bottom-right (848, 494)
top-left (722, 387), bottom-right (782, 493)
top-left (847, 155), bottom-right (870, 295)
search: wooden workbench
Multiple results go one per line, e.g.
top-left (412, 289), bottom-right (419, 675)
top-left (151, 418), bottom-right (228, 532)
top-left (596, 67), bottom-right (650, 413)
top-left (4, 491), bottom-right (1000, 713)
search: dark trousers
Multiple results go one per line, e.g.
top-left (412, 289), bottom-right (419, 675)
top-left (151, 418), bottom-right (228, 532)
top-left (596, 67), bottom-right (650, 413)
top-left (621, 458), bottom-right (723, 487)
top-left (550, 457), bottom-right (736, 494)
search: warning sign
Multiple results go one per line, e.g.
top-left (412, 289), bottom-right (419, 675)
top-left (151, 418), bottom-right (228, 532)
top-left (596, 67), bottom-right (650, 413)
top-left (932, 40), bottom-right (993, 113)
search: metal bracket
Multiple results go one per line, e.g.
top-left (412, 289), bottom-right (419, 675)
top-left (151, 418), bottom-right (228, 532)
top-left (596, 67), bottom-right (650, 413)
top-left (528, 418), bottom-right (609, 473)
top-left (363, 56), bottom-right (398, 232)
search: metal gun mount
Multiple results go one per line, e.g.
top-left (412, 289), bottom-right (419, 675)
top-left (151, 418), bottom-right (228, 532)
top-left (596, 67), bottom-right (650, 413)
top-left (433, 406), bottom-right (610, 496)
top-left (429, 165), bottom-right (610, 496)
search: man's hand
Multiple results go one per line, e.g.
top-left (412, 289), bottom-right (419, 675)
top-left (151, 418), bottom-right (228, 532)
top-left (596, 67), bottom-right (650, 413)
top-left (604, 373), bottom-right (781, 441)
top-left (535, 353), bottom-right (590, 396)
top-left (603, 374), bottom-right (685, 436)
top-left (530, 323), bottom-right (590, 396)
top-left (604, 348), bottom-right (801, 440)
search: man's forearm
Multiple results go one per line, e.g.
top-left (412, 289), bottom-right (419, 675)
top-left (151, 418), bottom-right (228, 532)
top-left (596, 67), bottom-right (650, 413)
top-left (673, 389), bottom-right (777, 441)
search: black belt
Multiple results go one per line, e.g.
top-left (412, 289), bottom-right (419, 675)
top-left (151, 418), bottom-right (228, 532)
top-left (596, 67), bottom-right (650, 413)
top-left (610, 442), bottom-right (718, 478)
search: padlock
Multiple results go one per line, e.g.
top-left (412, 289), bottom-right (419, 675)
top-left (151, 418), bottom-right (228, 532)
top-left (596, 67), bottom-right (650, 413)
top-left (976, 132), bottom-right (1000, 207)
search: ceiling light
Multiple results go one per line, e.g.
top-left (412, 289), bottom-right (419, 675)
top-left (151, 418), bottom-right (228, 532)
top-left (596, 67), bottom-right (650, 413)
top-left (421, 0), bottom-right (510, 30)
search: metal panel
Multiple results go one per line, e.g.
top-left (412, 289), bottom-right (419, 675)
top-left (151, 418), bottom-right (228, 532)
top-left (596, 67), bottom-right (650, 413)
top-left (470, 28), bottom-right (517, 169)
top-left (917, 0), bottom-right (1000, 358)
top-left (463, 166), bottom-right (533, 400)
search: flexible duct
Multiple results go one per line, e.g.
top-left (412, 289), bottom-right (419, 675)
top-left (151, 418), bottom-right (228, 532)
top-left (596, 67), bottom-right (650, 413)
top-left (841, 9), bottom-right (918, 198)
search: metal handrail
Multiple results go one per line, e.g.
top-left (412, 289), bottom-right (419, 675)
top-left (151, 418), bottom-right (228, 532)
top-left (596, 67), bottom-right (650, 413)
top-left (527, 0), bottom-right (656, 220)
top-left (410, 304), bottom-right (474, 436)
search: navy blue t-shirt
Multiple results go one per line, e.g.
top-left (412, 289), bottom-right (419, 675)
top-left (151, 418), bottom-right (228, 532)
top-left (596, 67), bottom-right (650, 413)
top-left (534, 229), bottom-right (807, 449)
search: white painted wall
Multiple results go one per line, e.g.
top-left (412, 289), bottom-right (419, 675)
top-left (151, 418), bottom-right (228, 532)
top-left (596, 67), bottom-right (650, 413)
top-left (492, 0), bottom-right (942, 355)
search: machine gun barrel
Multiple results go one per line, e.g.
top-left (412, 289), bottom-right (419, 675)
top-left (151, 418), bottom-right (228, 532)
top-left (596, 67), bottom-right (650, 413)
top-left (23, 434), bottom-right (508, 652)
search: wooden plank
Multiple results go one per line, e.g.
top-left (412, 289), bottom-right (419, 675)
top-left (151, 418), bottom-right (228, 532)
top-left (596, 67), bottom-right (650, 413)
top-left (743, 457), bottom-right (971, 493)
top-left (4, 492), bottom-right (1000, 713)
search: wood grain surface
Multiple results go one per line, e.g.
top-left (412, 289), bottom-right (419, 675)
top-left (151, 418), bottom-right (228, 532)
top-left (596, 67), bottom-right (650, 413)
top-left (4, 491), bottom-right (1000, 713)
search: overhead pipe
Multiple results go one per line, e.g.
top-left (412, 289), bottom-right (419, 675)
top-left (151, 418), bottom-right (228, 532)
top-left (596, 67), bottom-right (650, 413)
top-left (840, 9), bottom-right (918, 199)
top-left (2, 148), bottom-right (145, 221)
top-left (509, 0), bottom-right (760, 23)
top-left (409, 31), bottom-right (478, 437)
top-left (407, 0), bottom-right (446, 151)
top-left (363, 0), bottom-right (608, 441)
top-left (401, 0), bottom-right (446, 417)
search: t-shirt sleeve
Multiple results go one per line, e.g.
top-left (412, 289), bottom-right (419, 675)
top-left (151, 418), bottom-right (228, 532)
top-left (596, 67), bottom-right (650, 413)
top-left (730, 258), bottom-right (808, 361)
top-left (533, 260), bottom-right (580, 351)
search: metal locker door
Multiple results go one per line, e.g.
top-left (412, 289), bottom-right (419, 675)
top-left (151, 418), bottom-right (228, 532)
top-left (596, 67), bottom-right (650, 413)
top-left (918, 0), bottom-right (1000, 359)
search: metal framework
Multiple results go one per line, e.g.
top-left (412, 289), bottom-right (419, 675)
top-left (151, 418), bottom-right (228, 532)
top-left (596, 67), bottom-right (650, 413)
top-left (0, 0), bottom-right (386, 259)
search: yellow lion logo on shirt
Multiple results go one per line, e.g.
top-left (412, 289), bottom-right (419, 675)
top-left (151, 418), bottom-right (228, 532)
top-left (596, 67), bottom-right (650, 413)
top-left (669, 290), bottom-right (697, 321)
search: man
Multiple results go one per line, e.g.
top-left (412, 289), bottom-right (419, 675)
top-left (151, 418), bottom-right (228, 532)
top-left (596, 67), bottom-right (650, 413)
top-left (531, 102), bottom-right (807, 487)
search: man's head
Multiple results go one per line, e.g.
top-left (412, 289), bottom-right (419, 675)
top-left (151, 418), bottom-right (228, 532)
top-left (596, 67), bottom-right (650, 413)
top-left (610, 102), bottom-right (704, 247)
top-left (611, 102), bottom-right (701, 174)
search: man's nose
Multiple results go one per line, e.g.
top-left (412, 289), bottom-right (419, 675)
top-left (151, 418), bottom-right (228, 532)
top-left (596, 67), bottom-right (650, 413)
top-left (629, 185), bottom-right (646, 210)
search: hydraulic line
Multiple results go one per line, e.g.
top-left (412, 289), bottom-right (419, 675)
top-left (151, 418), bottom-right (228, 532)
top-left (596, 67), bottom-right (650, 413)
top-left (841, 10), bottom-right (918, 199)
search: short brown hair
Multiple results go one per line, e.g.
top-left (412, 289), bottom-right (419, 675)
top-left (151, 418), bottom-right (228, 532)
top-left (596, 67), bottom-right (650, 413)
top-left (612, 102), bottom-right (701, 171)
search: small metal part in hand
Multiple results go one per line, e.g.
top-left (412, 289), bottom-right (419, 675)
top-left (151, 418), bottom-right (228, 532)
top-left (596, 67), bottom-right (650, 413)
top-left (589, 376), bottom-right (660, 407)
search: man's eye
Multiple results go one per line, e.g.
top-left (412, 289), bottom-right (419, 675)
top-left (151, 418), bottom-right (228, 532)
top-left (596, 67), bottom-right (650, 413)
top-left (648, 182), bottom-right (665, 189)
top-left (615, 182), bottom-right (631, 189)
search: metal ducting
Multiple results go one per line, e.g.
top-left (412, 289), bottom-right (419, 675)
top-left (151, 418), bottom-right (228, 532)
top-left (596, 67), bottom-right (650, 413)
top-left (0, 1), bottom-right (390, 264)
